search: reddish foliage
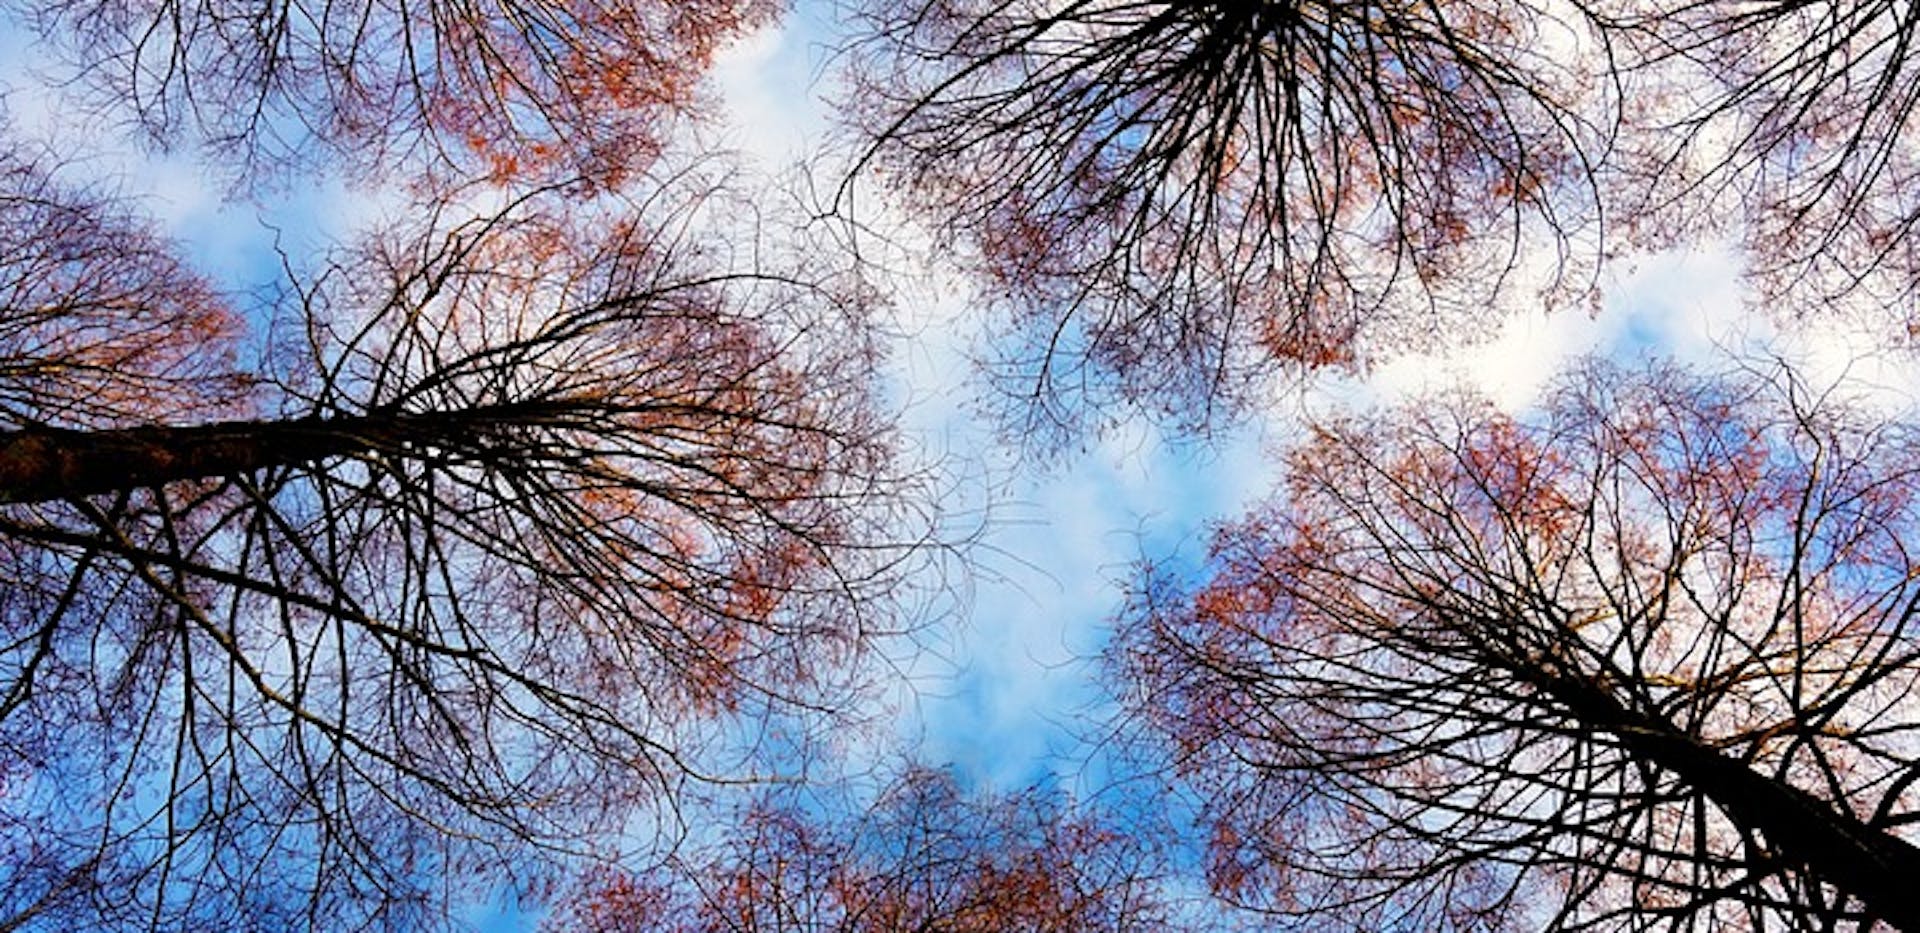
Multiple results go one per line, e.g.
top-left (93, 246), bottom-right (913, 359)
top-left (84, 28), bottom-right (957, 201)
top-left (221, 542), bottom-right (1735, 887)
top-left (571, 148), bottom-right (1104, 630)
top-left (554, 768), bottom-right (1176, 932)
top-left (0, 180), bottom-right (911, 927)
top-left (842, 0), bottom-right (1610, 435)
top-left (0, 144), bottom-right (248, 429)
top-left (1119, 360), bottom-right (1920, 930)
top-left (24, 0), bottom-right (779, 185)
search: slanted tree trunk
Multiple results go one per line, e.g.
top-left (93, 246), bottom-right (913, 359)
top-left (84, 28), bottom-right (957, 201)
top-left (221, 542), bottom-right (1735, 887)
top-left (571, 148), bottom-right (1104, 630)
top-left (0, 401), bottom-right (589, 504)
top-left (1526, 662), bottom-right (1920, 930)
top-left (1119, 361), bottom-right (1920, 929)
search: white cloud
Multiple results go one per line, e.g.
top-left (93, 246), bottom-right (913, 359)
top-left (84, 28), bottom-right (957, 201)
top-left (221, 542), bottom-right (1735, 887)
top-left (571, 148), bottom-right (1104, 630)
top-left (1354, 242), bottom-right (1764, 414)
top-left (711, 7), bottom-right (834, 170)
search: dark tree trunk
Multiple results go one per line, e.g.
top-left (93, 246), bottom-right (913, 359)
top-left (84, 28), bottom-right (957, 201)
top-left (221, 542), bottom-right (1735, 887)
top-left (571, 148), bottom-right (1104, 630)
top-left (1531, 664), bottom-right (1920, 930)
top-left (0, 403), bottom-right (583, 504)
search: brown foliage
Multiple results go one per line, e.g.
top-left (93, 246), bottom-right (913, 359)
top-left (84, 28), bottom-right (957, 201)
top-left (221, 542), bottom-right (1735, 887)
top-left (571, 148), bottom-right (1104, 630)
top-left (555, 766), bottom-right (1176, 933)
top-left (838, 0), bottom-right (1615, 436)
top-left (12, 0), bottom-right (777, 184)
top-left (0, 181), bottom-right (917, 928)
top-left (1118, 360), bottom-right (1920, 930)
top-left (0, 141), bottom-right (249, 430)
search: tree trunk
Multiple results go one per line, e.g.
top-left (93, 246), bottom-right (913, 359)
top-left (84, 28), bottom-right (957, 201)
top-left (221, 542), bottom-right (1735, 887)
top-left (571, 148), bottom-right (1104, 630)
top-left (0, 403), bottom-right (578, 504)
top-left (1531, 664), bottom-right (1920, 930)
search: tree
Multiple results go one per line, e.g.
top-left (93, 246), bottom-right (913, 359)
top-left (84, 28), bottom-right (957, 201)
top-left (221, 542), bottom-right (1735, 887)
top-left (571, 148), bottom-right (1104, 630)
top-left (0, 164), bottom-right (919, 927)
top-left (837, 0), bottom-right (1616, 437)
top-left (0, 139), bottom-right (249, 432)
top-left (1116, 360), bottom-right (1920, 930)
top-left (1611, 0), bottom-right (1920, 309)
top-left (556, 765), bottom-right (1180, 932)
top-left (9, 0), bottom-right (775, 184)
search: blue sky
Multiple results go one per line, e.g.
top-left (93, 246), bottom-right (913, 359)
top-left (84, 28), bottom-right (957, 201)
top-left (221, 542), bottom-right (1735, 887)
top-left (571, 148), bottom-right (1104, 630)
top-left (9, 2), bottom-right (1920, 928)
top-left (695, 0), bottom-right (1868, 799)
top-left (0, 6), bottom-right (1782, 794)
top-left (706, 7), bottom-right (1293, 795)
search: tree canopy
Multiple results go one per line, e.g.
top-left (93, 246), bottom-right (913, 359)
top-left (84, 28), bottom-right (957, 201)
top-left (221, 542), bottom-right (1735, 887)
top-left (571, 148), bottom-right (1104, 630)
top-left (1118, 361), bottom-right (1920, 929)
top-left (0, 168), bottom-right (919, 925)
top-left (557, 766), bottom-right (1178, 932)
top-left (8, 0), bottom-right (777, 185)
top-left (838, 0), bottom-right (1616, 434)
top-left (5, 0), bottom-right (1920, 929)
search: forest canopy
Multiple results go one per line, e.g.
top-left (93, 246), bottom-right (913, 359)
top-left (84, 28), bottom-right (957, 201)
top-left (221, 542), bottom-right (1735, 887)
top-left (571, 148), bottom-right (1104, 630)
top-left (1, 0), bottom-right (1918, 929)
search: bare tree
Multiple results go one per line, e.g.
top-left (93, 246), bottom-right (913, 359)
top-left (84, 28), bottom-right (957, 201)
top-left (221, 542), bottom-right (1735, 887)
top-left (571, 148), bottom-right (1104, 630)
top-left (7, 0), bottom-right (776, 184)
top-left (1612, 0), bottom-right (1920, 310)
top-left (0, 163), bottom-right (922, 927)
top-left (555, 764), bottom-right (1181, 932)
top-left (835, 0), bottom-right (1618, 438)
top-left (1116, 360), bottom-right (1920, 930)
top-left (0, 140), bottom-right (249, 433)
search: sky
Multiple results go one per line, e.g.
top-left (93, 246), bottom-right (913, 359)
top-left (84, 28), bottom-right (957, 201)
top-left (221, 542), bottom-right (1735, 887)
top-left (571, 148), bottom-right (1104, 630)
top-left (0, 0), bottom-right (1887, 801)
top-left (700, 2), bottom-right (1920, 796)
top-left (7, 2), bottom-right (1920, 928)
top-left (702, 3), bottom-right (1299, 796)
top-left (0, 8), bottom-right (1273, 923)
